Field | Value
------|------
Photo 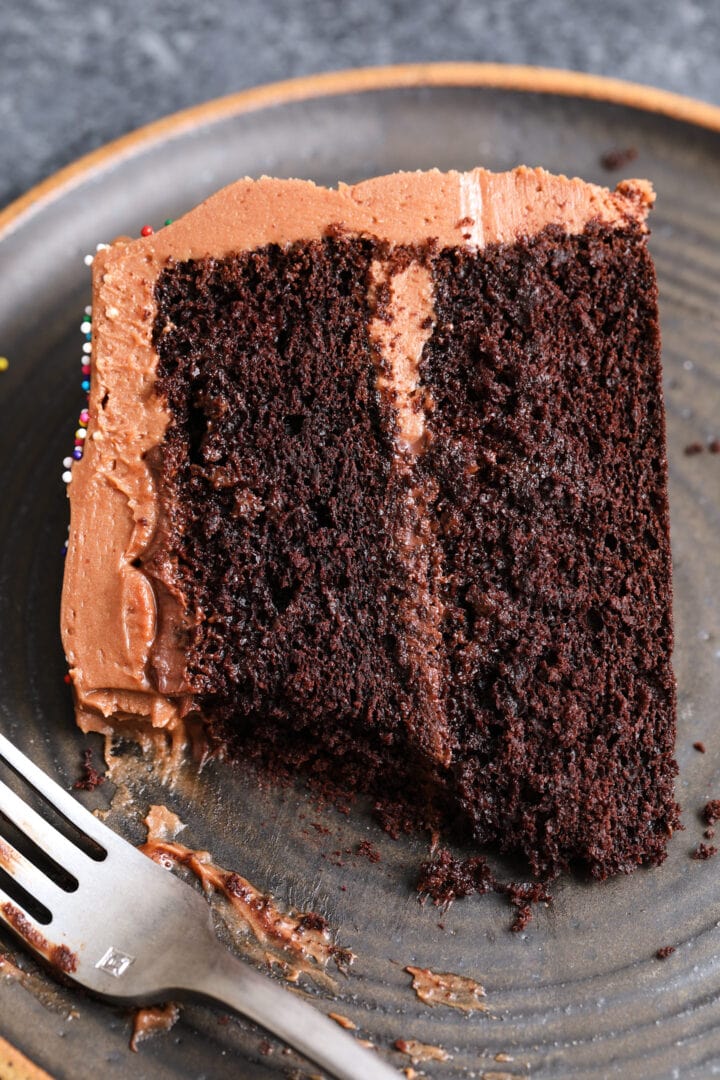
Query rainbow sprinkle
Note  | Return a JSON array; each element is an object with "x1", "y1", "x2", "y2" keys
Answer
[
  {"x1": 62, "y1": 221, "x2": 173, "y2": 543},
  {"x1": 61, "y1": 292, "x2": 93, "y2": 500}
]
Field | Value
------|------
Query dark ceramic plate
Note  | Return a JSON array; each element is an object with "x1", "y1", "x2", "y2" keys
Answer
[{"x1": 1, "y1": 65, "x2": 720, "y2": 1080}]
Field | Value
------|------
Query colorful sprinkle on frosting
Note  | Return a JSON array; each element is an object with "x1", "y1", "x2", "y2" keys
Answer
[
  {"x1": 62, "y1": 271, "x2": 94, "y2": 492},
  {"x1": 64, "y1": 224, "x2": 166, "y2": 528}
]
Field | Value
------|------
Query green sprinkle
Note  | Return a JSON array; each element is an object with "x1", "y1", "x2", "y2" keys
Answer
[{"x1": 164, "y1": 218, "x2": 174, "y2": 226}]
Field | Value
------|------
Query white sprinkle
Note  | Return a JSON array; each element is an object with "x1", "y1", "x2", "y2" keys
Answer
[
  {"x1": 96, "y1": 242, "x2": 109, "y2": 251},
  {"x1": 75, "y1": 429, "x2": 87, "y2": 440},
  {"x1": 62, "y1": 456, "x2": 72, "y2": 469},
  {"x1": 84, "y1": 305, "x2": 92, "y2": 315},
  {"x1": 83, "y1": 254, "x2": 94, "y2": 266},
  {"x1": 80, "y1": 321, "x2": 91, "y2": 333},
  {"x1": 62, "y1": 470, "x2": 72, "y2": 484},
  {"x1": 683, "y1": 360, "x2": 694, "y2": 371},
  {"x1": 82, "y1": 342, "x2": 92, "y2": 354}
]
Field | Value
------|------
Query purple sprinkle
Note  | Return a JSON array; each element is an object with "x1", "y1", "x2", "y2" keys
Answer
[
  {"x1": 61, "y1": 544, "x2": 68, "y2": 557},
  {"x1": 72, "y1": 447, "x2": 83, "y2": 460}
]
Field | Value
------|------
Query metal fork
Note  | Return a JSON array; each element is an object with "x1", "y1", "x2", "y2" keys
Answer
[{"x1": 0, "y1": 732, "x2": 400, "y2": 1079}]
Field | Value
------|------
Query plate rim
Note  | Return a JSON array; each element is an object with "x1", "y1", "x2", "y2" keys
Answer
[{"x1": 2, "y1": 61, "x2": 720, "y2": 240}]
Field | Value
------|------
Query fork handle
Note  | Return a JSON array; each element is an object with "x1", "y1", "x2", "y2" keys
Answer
[{"x1": 188, "y1": 946, "x2": 401, "y2": 1080}]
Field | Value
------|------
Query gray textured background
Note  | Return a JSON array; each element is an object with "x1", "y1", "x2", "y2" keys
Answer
[{"x1": 1, "y1": 0, "x2": 719, "y2": 210}]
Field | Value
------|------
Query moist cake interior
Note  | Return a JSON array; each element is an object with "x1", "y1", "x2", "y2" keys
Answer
[
  {"x1": 146, "y1": 226, "x2": 676, "y2": 881},
  {"x1": 62, "y1": 170, "x2": 678, "y2": 883}
]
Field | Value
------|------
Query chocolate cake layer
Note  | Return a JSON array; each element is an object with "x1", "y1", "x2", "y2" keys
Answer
[
  {"x1": 148, "y1": 237, "x2": 451, "y2": 771},
  {"x1": 422, "y1": 223, "x2": 677, "y2": 878},
  {"x1": 142, "y1": 223, "x2": 677, "y2": 879}
]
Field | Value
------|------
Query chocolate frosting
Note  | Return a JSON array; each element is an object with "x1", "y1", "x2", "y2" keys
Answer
[{"x1": 60, "y1": 167, "x2": 653, "y2": 742}]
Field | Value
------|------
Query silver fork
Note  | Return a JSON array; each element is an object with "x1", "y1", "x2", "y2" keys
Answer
[{"x1": 0, "y1": 732, "x2": 400, "y2": 1080}]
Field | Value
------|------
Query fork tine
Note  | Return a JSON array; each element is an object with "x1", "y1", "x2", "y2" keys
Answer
[
  {"x1": 0, "y1": 832, "x2": 71, "y2": 912},
  {"x1": 0, "y1": 733, "x2": 121, "y2": 853},
  {"x1": 0, "y1": 883, "x2": 77, "y2": 973},
  {"x1": 0, "y1": 776, "x2": 100, "y2": 878}
]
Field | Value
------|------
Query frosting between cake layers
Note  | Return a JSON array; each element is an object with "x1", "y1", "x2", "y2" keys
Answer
[
  {"x1": 368, "y1": 259, "x2": 452, "y2": 764},
  {"x1": 60, "y1": 167, "x2": 654, "y2": 744}
]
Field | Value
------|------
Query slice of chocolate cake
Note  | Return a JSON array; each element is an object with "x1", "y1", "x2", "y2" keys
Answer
[{"x1": 61, "y1": 167, "x2": 678, "y2": 880}]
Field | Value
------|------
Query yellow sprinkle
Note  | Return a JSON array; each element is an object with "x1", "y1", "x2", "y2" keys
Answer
[{"x1": 0, "y1": 357, "x2": 8, "y2": 372}]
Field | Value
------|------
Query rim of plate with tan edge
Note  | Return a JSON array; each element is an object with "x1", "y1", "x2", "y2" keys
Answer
[{"x1": 2, "y1": 62, "x2": 720, "y2": 239}]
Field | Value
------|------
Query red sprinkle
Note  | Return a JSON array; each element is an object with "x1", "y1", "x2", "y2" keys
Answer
[
  {"x1": 140, "y1": 225, "x2": 154, "y2": 237},
  {"x1": 82, "y1": 365, "x2": 91, "y2": 376},
  {"x1": 63, "y1": 673, "x2": 72, "y2": 684}
]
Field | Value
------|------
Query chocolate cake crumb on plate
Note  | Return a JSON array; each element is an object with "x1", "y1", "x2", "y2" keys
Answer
[
  {"x1": 691, "y1": 843, "x2": 718, "y2": 861},
  {"x1": 600, "y1": 146, "x2": 639, "y2": 170},
  {"x1": 72, "y1": 748, "x2": 105, "y2": 791}
]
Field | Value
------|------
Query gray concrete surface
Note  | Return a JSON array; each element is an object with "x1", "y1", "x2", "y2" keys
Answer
[{"x1": 1, "y1": 0, "x2": 718, "y2": 209}]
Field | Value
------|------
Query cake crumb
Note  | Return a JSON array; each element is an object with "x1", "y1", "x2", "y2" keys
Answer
[
  {"x1": 72, "y1": 748, "x2": 105, "y2": 791},
  {"x1": 709, "y1": 439, "x2": 720, "y2": 453},
  {"x1": 258, "y1": 1038, "x2": 273, "y2": 1055},
  {"x1": 356, "y1": 839, "x2": 381, "y2": 863},
  {"x1": 600, "y1": 146, "x2": 638, "y2": 170},
  {"x1": 417, "y1": 847, "x2": 551, "y2": 930},
  {"x1": 495, "y1": 1052, "x2": 514, "y2": 1062},
  {"x1": 684, "y1": 442, "x2": 704, "y2": 455},
  {"x1": 506, "y1": 880, "x2": 553, "y2": 932},
  {"x1": 705, "y1": 828, "x2": 715, "y2": 839},
  {"x1": 656, "y1": 946, "x2": 675, "y2": 959},
  {"x1": 704, "y1": 800, "x2": 720, "y2": 825},
  {"x1": 691, "y1": 843, "x2": 717, "y2": 860},
  {"x1": 417, "y1": 848, "x2": 493, "y2": 906},
  {"x1": 693, "y1": 741, "x2": 706, "y2": 753}
]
